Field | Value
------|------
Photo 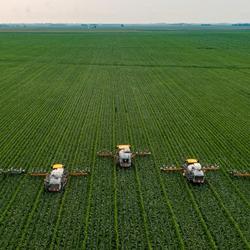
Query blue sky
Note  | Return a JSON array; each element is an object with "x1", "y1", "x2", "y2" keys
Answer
[{"x1": 1, "y1": 0, "x2": 249, "y2": 23}]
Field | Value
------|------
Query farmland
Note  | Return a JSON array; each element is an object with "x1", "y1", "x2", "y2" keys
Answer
[{"x1": 0, "y1": 30, "x2": 249, "y2": 249}]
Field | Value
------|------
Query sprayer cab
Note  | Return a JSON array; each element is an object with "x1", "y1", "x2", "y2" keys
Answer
[
  {"x1": 97, "y1": 144, "x2": 151, "y2": 168},
  {"x1": 161, "y1": 159, "x2": 219, "y2": 184},
  {"x1": 44, "y1": 164, "x2": 68, "y2": 192},
  {"x1": 117, "y1": 145, "x2": 132, "y2": 167},
  {"x1": 183, "y1": 159, "x2": 205, "y2": 184}
]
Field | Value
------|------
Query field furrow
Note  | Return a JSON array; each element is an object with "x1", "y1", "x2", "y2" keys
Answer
[{"x1": 0, "y1": 30, "x2": 249, "y2": 249}]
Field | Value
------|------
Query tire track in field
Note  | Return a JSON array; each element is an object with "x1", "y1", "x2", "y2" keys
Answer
[
  {"x1": 48, "y1": 181, "x2": 70, "y2": 250},
  {"x1": 82, "y1": 87, "x2": 104, "y2": 250},
  {"x1": 17, "y1": 67, "x2": 94, "y2": 249},
  {"x1": 72, "y1": 63, "x2": 250, "y2": 71},
  {"x1": 48, "y1": 70, "x2": 95, "y2": 249},
  {"x1": 0, "y1": 66, "x2": 74, "y2": 216},
  {"x1": 0, "y1": 112, "x2": 64, "y2": 247},
  {"x1": 111, "y1": 68, "x2": 148, "y2": 249},
  {"x1": 125, "y1": 83, "x2": 184, "y2": 247},
  {"x1": 120, "y1": 73, "x2": 154, "y2": 250},
  {"x1": 163, "y1": 70, "x2": 250, "y2": 207},
  {"x1": 139, "y1": 87, "x2": 229, "y2": 249},
  {"x1": 112, "y1": 87, "x2": 119, "y2": 250},
  {"x1": 158, "y1": 72, "x2": 249, "y2": 246},
  {"x1": 181, "y1": 115, "x2": 250, "y2": 245},
  {"x1": 183, "y1": 181, "x2": 217, "y2": 249},
  {"x1": 50, "y1": 93, "x2": 98, "y2": 248},
  {"x1": 0, "y1": 78, "x2": 69, "y2": 224},
  {"x1": 1, "y1": 67, "x2": 87, "y2": 248},
  {"x1": 140, "y1": 68, "x2": 249, "y2": 247},
  {"x1": 56, "y1": 72, "x2": 105, "y2": 248},
  {"x1": 151, "y1": 68, "x2": 250, "y2": 202},
  {"x1": 129, "y1": 66, "x2": 219, "y2": 248},
  {"x1": 123, "y1": 118, "x2": 152, "y2": 249},
  {"x1": 131, "y1": 83, "x2": 205, "y2": 249},
  {"x1": 183, "y1": 126, "x2": 250, "y2": 244},
  {"x1": 84, "y1": 69, "x2": 115, "y2": 249},
  {"x1": 208, "y1": 182, "x2": 250, "y2": 248},
  {"x1": 23, "y1": 67, "x2": 95, "y2": 249}
]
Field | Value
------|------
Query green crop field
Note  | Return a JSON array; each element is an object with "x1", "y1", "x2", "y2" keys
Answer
[{"x1": 0, "y1": 30, "x2": 249, "y2": 249}]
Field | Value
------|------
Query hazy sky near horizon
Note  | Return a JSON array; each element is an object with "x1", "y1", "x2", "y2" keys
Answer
[{"x1": 1, "y1": 0, "x2": 249, "y2": 23}]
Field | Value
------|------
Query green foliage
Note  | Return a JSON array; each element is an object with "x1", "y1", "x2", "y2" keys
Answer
[{"x1": 0, "y1": 30, "x2": 249, "y2": 249}]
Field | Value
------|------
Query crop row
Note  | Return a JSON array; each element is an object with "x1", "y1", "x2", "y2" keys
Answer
[
  {"x1": 0, "y1": 31, "x2": 249, "y2": 249},
  {"x1": 132, "y1": 66, "x2": 249, "y2": 248}
]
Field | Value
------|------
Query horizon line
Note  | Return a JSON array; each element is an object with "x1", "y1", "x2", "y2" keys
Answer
[{"x1": 1, "y1": 22, "x2": 250, "y2": 25}]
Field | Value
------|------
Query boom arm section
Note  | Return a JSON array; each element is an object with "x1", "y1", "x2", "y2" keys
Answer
[
  {"x1": 132, "y1": 150, "x2": 151, "y2": 158},
  {"x1": 202, "y1": 165, "x2": 219, "y2": 172},
  {"x1": 160, "y1": 166, "x2": 183, "y2": 173},
  {"x1": 69, "y1": 170, "x2": 89, "y2": 176},
  {"x1": 29, "y1": 172, "x2": 48, "y2": 176},
  {"x1": 0, "y1": 168, "x2": 26, "y2": 175},
  {"x1": 97, "y1": 150, "x2": 114, "y2": 158},
  {"x1": 230, "y1": 171, "x2": 250, "y2": 177}
]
